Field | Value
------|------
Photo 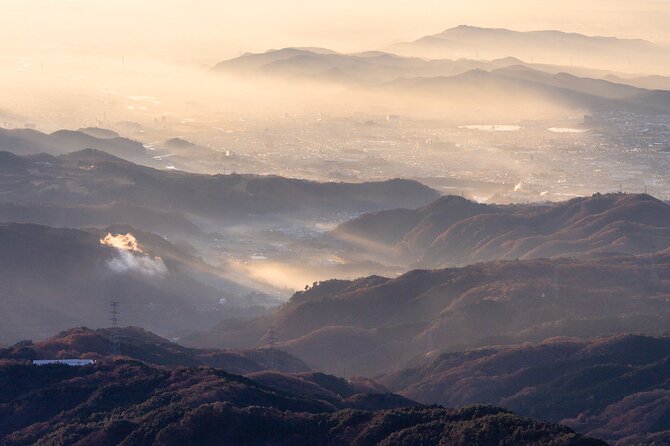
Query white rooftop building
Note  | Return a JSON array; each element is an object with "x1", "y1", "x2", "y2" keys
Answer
[{"x1": 32, "y1": 359, "x2": 96, "y2": 367}]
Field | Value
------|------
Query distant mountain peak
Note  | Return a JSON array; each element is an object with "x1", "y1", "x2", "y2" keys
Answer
[
  {"x1": 435, "y1": 25, "x2": 652, "y2": 44},
  {"x1": 389, "y1": 25, "x2": 666, "y2": 75}
]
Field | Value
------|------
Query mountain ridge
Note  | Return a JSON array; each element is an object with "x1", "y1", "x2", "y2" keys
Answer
[
  {"x1": 0, "y1": 326, "x2": 605, "y2": 445},
  {"x1": 214, "y1": 47, "x2": 670, "y2": 115},
  {"x1": 331, "y1": 193, "x2": 670, "y2": 267},
  {"x1": 388, "y1": 25, "x2": 670, "y2": 75},
  {"x1": 184, "y1": 252, "x2": 670, "y2": 376},
  {"x1": 0, "y1": 148, "x2": 440, "y2": 225},
  {"x1": 379, "y1": 334, "x2": 670, "y2": 445}
]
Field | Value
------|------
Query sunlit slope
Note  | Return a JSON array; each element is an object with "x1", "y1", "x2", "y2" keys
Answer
[
  {"x1": 185, "y1": 252, "x2": 670, "y2": 376},
  {"x1": 331, "y1": 193, "x2": 670, "y2": 267},
  {"x1": 0, "y1": 223, "x2": 248, "y2": 342}
]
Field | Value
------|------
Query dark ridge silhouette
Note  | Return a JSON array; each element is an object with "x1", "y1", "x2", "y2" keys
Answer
[
  {"x1": 0, "y1": 149, "x2": 439, "y2": 225},
  {"x1": 331, "y1": 193, "x2": 670, "y2": 267},
  {"x1": 0, "y1": 359, "x2": 604, "y2": 445},
  {"x1": 379, "y1": 334, "x2": 670, "y2": 445},
  {"x1": 0, "y1": 201, "x2": 204, "y2": 238},
  {"x1": 0, "y1": 327, "x2": 309, "y2": 374}
]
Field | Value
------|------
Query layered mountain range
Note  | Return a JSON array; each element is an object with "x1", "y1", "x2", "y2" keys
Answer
[
  {"x1": 331, "y1": 193, "x2": 670, "y2": 267},
  {"x1": 186, "y1": 252, "x2": 670, "y2": 377},
  {"x1": 380, "y1": 334, "x2": 670, "y2": 445},
  {"x1": 0, "y1": 149, "x2": 439, "y2": 236},
  {"x1": 214, "y1": 41, "x2": 670, "y2": 115},
  {"x1": 0, "y1": 223, "x2": 251, "y2": 342},
  {"x1": 388, "y1": 26, "x2": 670, "y2": 75},
  {"x1": 1, "y1": 327, "x2": 309, "y2": 374},
  {"x1": 0, "y1": 328, "x2": 604, "y2": 446},
  {"x1": 0, "y1": 128, "x2": 147, "y2": 160}
]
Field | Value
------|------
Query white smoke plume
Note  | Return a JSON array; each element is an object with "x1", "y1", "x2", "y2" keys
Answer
[
  {"x1": 100, "y1": 233, "x2": 142, "y2": 252},
  {"x1": 100, "y1": 233, "x2": 167, "y2": 277}
]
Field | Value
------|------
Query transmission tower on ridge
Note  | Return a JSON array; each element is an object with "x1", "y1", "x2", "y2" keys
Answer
[{"x1": 109, "y1": 301, "x2": 121, "y2": 356}]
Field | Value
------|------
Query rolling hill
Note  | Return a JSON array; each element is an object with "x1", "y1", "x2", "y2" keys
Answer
[
  {"x1": 0, "y1": 149, "x2": 439, "y2": 230},
  {"x1": 0, "y1": 326, "x2": 309, "y2": 375},
  {"x1": 0, "y1": 360, "x2": 604, "y2": 445},
  {"x1": 213, "y1": 46, "x2": 667, "y2": 90},
  {"x1": 380, "y1": 334, "x2": 670, "y2": 445},
  {"x1": 331, "y1": 193, "x2": 670, "y2": 267},
  {"x1": 0, "y1": 128, "x2": 147, "y2": 160},
  {"x1": 184, "y1": 252, "x2": 670, "y2": 377},
  {"x1": 386, "y1": 69, "x2": 670, "y2": 115},
  {"x1": 0, "y1": 201, "x2": 205, "y2": 239},
  {"x1": 213, "y1": 47, "x2": 507, "y2": 83},
  {"x1": 214, "y1": 47, "x2": 670, "y2": 115},
  {"x1": 0, "y1": 222, "x2": 263, "y2": 344},
  {"x1": 0, "y1": 327, "x2": 598, "y2": 444}
]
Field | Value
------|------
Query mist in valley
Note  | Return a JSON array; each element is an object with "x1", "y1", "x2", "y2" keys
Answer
[{"x1": 1, "y1": 0, "x2": 669, "y2": 330}]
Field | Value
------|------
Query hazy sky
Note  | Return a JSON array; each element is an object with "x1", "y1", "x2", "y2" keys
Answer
[{"x1": 2, "y1": 0, "x2": 669, "y2": 65}]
